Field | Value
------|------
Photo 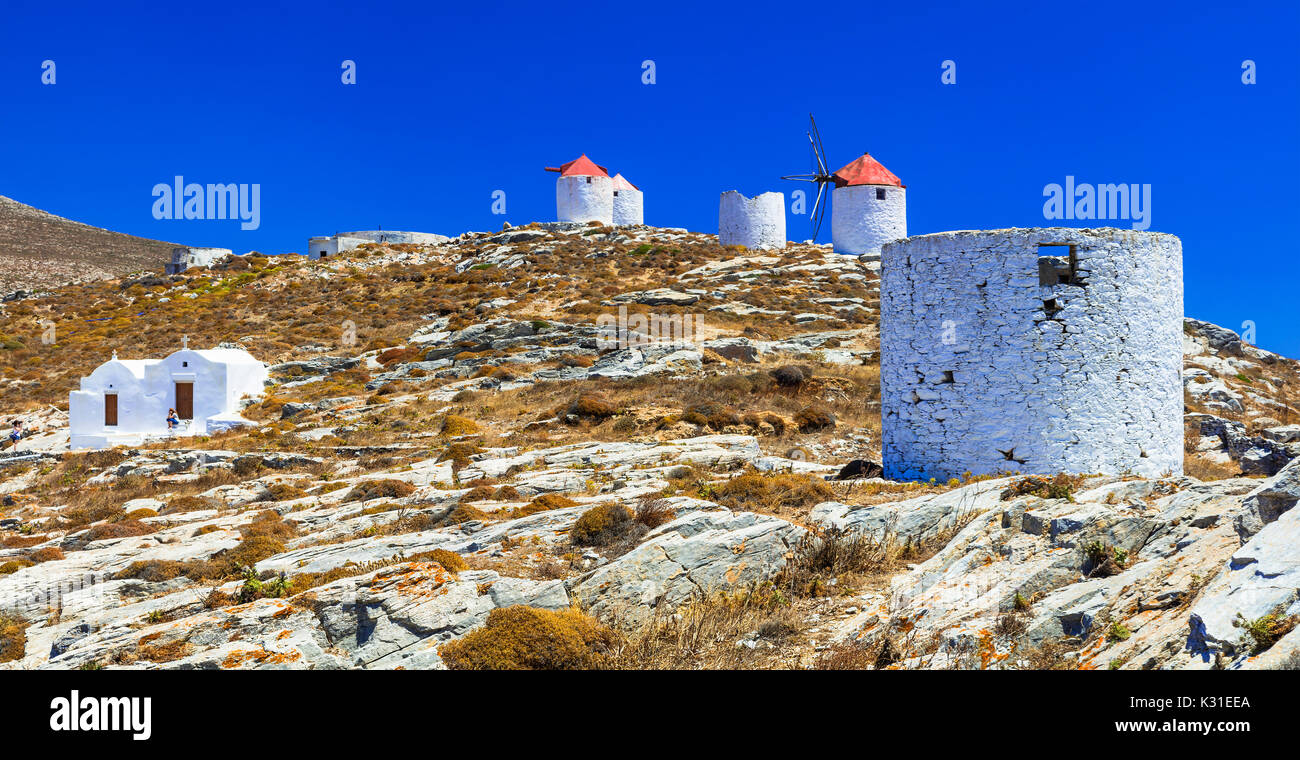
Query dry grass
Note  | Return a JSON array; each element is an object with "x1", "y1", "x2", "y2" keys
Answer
[
  {"x1": 0, "y1": 611, "x2": 27, "y2": 662},
  {"x1": 440, "y1": 605, "x2": 617, "y2": 670},
  {"x1": 112, "y1": 513, "x2": 294, "y2": 583},
  {"x1": 408, "y1": 548, "x2": 468, "y2": 574},
  {"x1": 570, "y1": 503, "x2": 634, "y2": 546},
  {"x1": 634, "y1": 497, "x2": 677, "y2": 529},
  {"x1": 709, "y1": 469, "x2": 835, "y2": 523},
  {"x1": 348, "y1": 479, "x2": 416, "y2": 501},
  {"x1": 608, "y1": 585, "x2": 807, "y2": 670},
  {"x1": 1184, "y1": 453, "x2": 1240, "y2": 481}
]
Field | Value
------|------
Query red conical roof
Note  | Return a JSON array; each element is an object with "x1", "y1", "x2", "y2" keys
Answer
[
  {"x1": 832, "y1": 153, "x2": 903, "y2": 188},
  {"x1": 545, "y1": 154, "x2": 609, "y2": 178},
  {"x1": 611, "y1": 173, "x2": 638, "y2": 191}
]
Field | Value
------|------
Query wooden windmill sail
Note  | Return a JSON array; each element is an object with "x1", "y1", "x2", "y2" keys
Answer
[{"x1": 780, "y1": 114, "x2": 834, "y2": 238}]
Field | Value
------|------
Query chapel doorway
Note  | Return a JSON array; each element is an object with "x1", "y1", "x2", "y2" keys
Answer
[{"x1": 175, "y1": 382, "x2": 194, "y2": 420}]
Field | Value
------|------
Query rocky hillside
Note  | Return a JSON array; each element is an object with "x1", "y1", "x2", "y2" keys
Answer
[
  {"x1": 0, "y1": 195, "x2": 175, "y2": 295},
  {"x1": 0, "y1": 222, "x2": 1297, "y2": 670}
]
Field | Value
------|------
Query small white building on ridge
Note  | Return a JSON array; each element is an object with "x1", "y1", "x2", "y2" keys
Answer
[
  {"x1": 307, "y1": 230, "x2": 450, "y2": 260},
  {"x1": 69, "y1": 341, "x2": 268, "y2": 450},
  {"x1": 166, "y1": 246, "x2": 233, "y2": 274}
]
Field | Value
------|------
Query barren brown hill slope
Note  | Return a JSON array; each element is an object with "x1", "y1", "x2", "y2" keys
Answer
[{"x1": 0, "y1": 195, "x2": 175, "y2": 294}]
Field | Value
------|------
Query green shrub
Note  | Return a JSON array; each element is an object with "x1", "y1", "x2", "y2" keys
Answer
[
  {"x1": 1084, "y1": 540, "x2": 1128, "y2": 577},
  {"x1": 1238, "y1": 610, "x2": 1299, "y2": 655}
]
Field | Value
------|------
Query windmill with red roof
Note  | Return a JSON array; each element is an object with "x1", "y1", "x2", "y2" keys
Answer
[
  {"x1": 781, "y1": 115, "x2": 907, "y2": 259},
  {"x1": 545, "y1": 154, "x2": 614, "y2": 225}
]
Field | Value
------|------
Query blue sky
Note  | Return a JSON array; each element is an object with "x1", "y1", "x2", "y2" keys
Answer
[{"x1": 2, "y1": 0, "x2": 1298, "y2": 354}]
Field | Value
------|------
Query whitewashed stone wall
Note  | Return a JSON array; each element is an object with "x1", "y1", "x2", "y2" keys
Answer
[
  {"x1": 557, "y1": 175, "x2": 614, "y2": 225},
  {"x1": 613, "y1": 187, "x2": 644, "y2": 226},
  {"x1": 307, "y1": 236, "x2": 368, "y2": 260},
  {"x1": 342, "y1": 230, "x2": 449, "y2": 246},
  {"x1": 718, "y1": 191, "x2": 785, "y2": 250},
  {"x1": 832, "y1": 185, "x2": 906, "y2": 259},
  {"x1": 307, "y1": 231, "x2": 449, "y2": 260},
  {"x1": 69, "y1": 348, "x2": 267, "y2": 450},
  {"x1": 880, "y1": 227, "x2": 1183, "y2": 480},
  {"x1": 166, "y1": 246, "x2": 233, "y2": 274}
]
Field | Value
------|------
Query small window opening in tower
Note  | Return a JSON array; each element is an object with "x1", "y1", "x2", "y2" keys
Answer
[
  {"x1": 586, "y1": 177, "x2": 592, "y2": 184},
  {"x1": 876, "y1": 188, "x2": 887, "y2": 200},
  {"x1": 1037, "y1": 244, "x2": 1085, "y2": 286},
  {"x1": 613, "y1": 190, "x2": 619, "y2": 196},
  {"x1": 940, "y1": 370, "x2": 955, "y2": 384},
  {"x1": 1042, "y1": 298, "x2": 1062, "y2": 319}
]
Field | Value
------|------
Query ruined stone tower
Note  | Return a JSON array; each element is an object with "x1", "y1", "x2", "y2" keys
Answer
[
  {"x1": 718, "y1": 191, "x2": 785, "y2": 250},
  {"x1": 611, "y1": 173, "x2": 643, "y2": 226},
  {"x1": 880, "y1": 227, "x2": 1183, "y2": 480}
]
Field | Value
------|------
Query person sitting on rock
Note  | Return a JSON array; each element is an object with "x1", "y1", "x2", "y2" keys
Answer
[
  {"x1": 7, "y1": 420, "x2": 23, "y2": 449},
  {"x1": 166, "y1": 409, "x2": 180, "y2": 431}
]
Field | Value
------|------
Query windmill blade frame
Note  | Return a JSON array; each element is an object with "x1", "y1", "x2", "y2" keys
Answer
[
  {"x1": 780, "y1": 113, "x2": 835, "y2": 240},
  {"x1": 809, "y1": 115, "x2": 829, "y2": 177},
  {"x1": 811, "y1": 181, "x2": 828, "y2": 238}
]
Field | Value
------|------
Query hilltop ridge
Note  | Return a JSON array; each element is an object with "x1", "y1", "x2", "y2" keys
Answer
[{"x1": 0, "y1": 195, "x2": 176, "y2": 295}]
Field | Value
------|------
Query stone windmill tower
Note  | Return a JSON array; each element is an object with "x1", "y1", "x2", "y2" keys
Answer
[
  {"x1": 718, "y1": 191, "x2": 786, "y2": 250},
  {"x1": 545, "y1": 154, "x2": 613, "y2": 225},
  {"x1": 830, "y1": 153, "x2": 906, "y2": 259},
  {"x1": 780, "y1": 115, "x2": 907, "y2": 259},
  {"x1": 879, "y1": 227, "x2": 1183, "y2": 480},
  {"x1": 611, "y1": 173, "x2": 643, "y2": 225}
]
